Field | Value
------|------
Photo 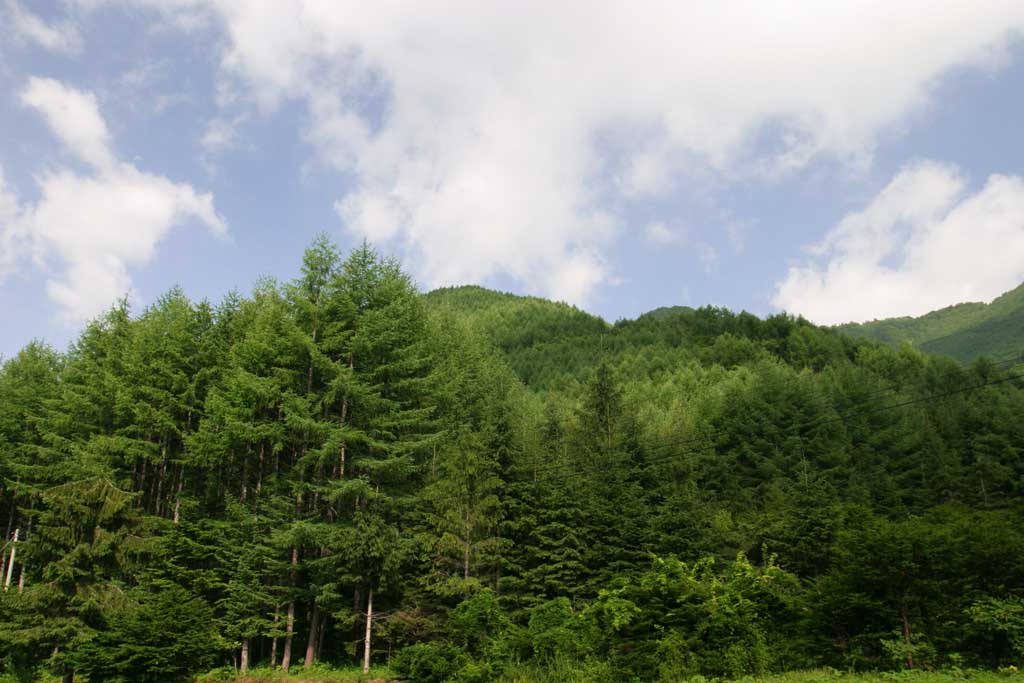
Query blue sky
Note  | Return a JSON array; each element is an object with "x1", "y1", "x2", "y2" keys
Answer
[{"x1": 3, "y1": 2, "x2": 1024, "y2": 359}]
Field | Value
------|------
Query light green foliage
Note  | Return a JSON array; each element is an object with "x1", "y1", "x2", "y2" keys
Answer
[
  {"x1": 581, "y1": 554, "x2": 803, "y2": 680},
  {"x1": 968, "y1": 597, "x2": 1024, "y2": 663},
  {"x1": 196, "y1": 662, "x2": 396, "y2": 681},
  {"x1": 526, "y1": 598, "x2": 580, "y2": 661},
  {"x1": 838, "y1": 282, "x2": 1024, "y2": 364}
]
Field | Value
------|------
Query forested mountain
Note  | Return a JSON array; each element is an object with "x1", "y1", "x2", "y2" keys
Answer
[
  {"x1": 837, "y1": 282, "x2": 1024, "y2": 364},
  {"x1": 423, "y1": 286, "x2": 610, "y2": 389},
  {"x1": 2, "y1": 239, "x2": 1023, "y2": 683}
]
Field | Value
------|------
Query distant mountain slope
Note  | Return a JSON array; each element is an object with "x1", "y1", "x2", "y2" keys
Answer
[
  {"x1": 423, "y1": 286, "x2": 613, "y2": 387},
  {"x1": 423, "y1": 285, "x2": 610, "y2": 352},
  {"x1": 836, "y1": 282, "x2": 1024, "y2": 363},
  {"x1": 424, "y1": 286, "x2": 851, "y2": 389},
  {"x1": 636, "y1": 305, "x2": 696, "y2": 321}
]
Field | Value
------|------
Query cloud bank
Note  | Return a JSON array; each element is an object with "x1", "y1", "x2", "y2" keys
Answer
[
  {"x1": 121, "y1": 0, "x2": 1024, "y2": 304},
  {"x1": 773, "y1": 161, "x2": 1024, "y2": 324},
  {"x1": 1, "y1": 78, "x2": 225, "y2": 323}
]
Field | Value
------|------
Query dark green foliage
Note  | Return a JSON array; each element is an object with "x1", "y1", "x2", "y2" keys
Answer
[
  {"x1": 70, "y1": 582, "x2": 219, "y2": 683},
  {"x1": 2, "y1": 241, "x2": 1023, "y2": 682},
  {"x1": 816, "y1": 508, "x2": 1024, "y2": 670}
]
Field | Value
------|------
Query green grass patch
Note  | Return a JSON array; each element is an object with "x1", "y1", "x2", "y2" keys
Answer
[
  {"x1": 491, "y1": 666, "x2": 1024, "y2": 683},
  {"x1": 739, "y1": 669, "x2": 1023, "y2": 683},
  {"x1": 195, "y1": 663, "x2": 398, "y2": 682}
]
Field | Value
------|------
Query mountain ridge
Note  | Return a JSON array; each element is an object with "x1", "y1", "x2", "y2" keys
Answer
[{"x1": 836, "y1": 282, "x2": 1024, "y2": 363}]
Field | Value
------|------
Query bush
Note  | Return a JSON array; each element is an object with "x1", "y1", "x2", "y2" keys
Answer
[
  {"x1": 70, "y1": 582, "x2": 220, "y2": 683},
  {"x1": 527, "y1": 598, "x2": 580, "y2": 662},
  {"x1": 391, "y1": 642, "x2": 468, "y2": 683}
]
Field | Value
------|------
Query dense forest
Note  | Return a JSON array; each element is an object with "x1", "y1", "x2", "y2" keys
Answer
[
  {"x1": 1, "y1": 237, "x2": 1023, "y2": 683},
  {"x1": 838, "y1": 283, "x2": 1024, "y2": 364}
]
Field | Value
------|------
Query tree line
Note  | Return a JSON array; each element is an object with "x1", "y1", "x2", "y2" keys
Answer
[{"x1": 1, "y1": 237, "x2": 1023, "y2": 682}]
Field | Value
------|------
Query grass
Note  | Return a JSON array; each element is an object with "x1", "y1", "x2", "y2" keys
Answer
[
  {"x1": 12, "y1": 664, "x2": 1019, "y2": 683},
  {"x1": 195, "y1": 663, "x2": 398, "y2": 682},
  {"x1": 739, "y1": 669, "x2": 1023, "y2": 683},
  {"x1": 493, "y1": 665, "x2": 1024, "y2": 683}
]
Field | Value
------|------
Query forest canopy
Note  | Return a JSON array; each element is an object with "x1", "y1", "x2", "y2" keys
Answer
[{"x1": 1, "y1": 237, "x2": 1023, "y2": 683}]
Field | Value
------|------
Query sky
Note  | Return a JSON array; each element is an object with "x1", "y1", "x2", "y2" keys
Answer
[{"x1": 2, "y1": 1, "x2": 1024, "y2": 359}]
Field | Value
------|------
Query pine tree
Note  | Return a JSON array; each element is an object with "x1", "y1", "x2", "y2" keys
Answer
[
  {"x1": 0, "y1": 478, "x2": 140, "y2": 682},
  {"x1": 423, "y1": 430, "x2": 504, "y2": 596}
]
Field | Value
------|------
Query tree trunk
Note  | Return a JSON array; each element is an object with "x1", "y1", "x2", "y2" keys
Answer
[
  {"x1": 0, "y1": 529, "x2": 8, "y2": 585},
  {"x1": 240, "y1": 447, "x2": 249, "y2": 503},
  {"x1": 155, "y1": 445, "x2": 167, "y2": 516},
  {"x1": 304, "y1": 602, "x2": 320, "y2": 668},
  {"x1": 281, "y1": 596, "x2": 296, "y2": 671},
  {"x1": 4, "y1": 528, "x2": 17, "y2": 591},
  {"x1": 362, "y1": 588, "x2": 374, "y2": 674},
  {"x1": 138, "y1": 458, "x2": 148, "y2": 509},
  {"x1": 4, "y1": 496, "x2": 15, "y2": 546},
  {"x1": 282, "y1": 497, "x2": 301, "y2": 671},
  {"x1": 270, "y1": 604, "x2": 280, "y2": 668},
  {"x1": 173, "y1": 470, "x2": 183, "y2": 525},
  {"x1": 901, "y1": 601, "x2": 914, "y2": 668},
  {"x1": 240, "y1": 638, "x2": 250, "y2": 674},
  {"x1": 149, "y1": 458, "x2": 161, "y2": 514},
  {"x1": 216, "y1": 458, "x2": 225, "y2": 501},
  {"x1": 17, "y1": 519, "x2": 30, "y2": 593},
  {"x1": 316, "y1": 611, "x2": 327, "y2": 660},
  {"x1": 256, "y1": 444, "x2": 265, "y2": 496},
  {"x1": 463, "y1": 508, "x2": 471, "y2": 582},
  {"x1": 339, "y1": 391, "x2": 348, "y2": 478}
]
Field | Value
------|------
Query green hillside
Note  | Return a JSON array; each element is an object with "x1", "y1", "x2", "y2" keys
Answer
[
  {"x1": 425, "y1": 286, "x2": 848, "y2": 390},
  {"x1": 836, "y1": 282, "x2": 1024, "y2": 363},
  {"x1": 423, "y1": 285, "x2": 611, "y2": 388},
  {"x1": 423, "y1": 285, "x2": 610, "y2": 356}
]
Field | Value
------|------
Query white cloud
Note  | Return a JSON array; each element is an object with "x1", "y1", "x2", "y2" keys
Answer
[
  {"x1": 0, "y1": 168, "x2": 25, "y2": 279},
  {"x1": 199, "y1": 113, "x2": 251, "y2": 172},
  {"x1": 201, "y1": 117, "x2": 238, "y2": 153},
  {"x1": 622, "y1": 147, "x2": 675, "y2": 198},
  {"x1": 21, "y1": 77, "x2": 115, "y2": 170},
  {"x1": 97, "y1": 1, "x2": 1024, "y2": 303},
  {"x1": 5, "y1": 78, "x2": 226, "y2": 323},
  {"x1": 6, "y1": 1, "x2": 83, "y2": 54},
  {"x1": 645, "y1": 221, "x2": 681, "y2": 245},
  {"x1": 200, "y1": 113, "x2": 250, "y2": 154},
  {"x1": 773, "y1": 161, "x2": 1024, "y2": 324}
]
